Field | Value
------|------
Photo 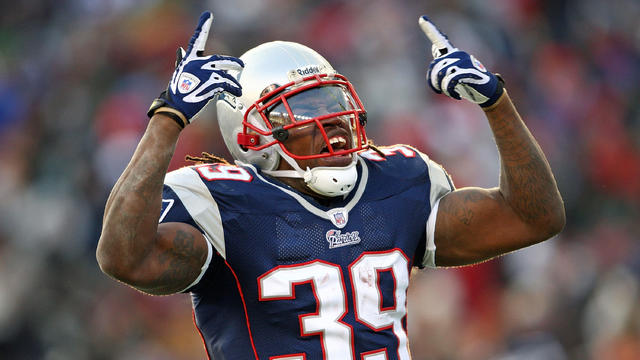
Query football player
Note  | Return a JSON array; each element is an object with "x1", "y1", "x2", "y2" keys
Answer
[{"x1": 97, "y1": 12, "x2": 565, "y2": 359}]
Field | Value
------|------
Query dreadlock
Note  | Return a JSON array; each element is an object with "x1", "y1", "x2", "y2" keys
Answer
[
  {"x1": 185, "y1": 152, "x2": 231, "y2": 165},
  {"x1": 367, "y1": 139, "x2": 387, "y2": 159}
]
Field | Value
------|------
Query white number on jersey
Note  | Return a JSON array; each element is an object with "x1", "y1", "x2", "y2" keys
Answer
[
  {"x1": 259, "y1": 261, "x2": 352, "y2": 359},
  {"x1": 350, "y1": 250, "x2": 410, "y2": 359},
  {"x1": 195, "y1": 164, "x2": 253, "y2": 182},
  {"x1": 360, "y1": 146, "x2": 416, "y2": 162},
  {"x1": 258, "y1": 249, "x2": 411, "y2": 359}
]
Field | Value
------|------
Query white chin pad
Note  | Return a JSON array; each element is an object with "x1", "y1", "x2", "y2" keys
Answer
[
  {"x1": 264, "y1": 148, "x2": 358, "y2": 197},
  {"x1": 303, "y1": 162, "x2": 358, "y2": 197}
]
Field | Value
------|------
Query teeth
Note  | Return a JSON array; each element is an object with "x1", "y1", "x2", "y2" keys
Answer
[{"x1": 329, "y1": 137, "x2": 346, "y2": 146}]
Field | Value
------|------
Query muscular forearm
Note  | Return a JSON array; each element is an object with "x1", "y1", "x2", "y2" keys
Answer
[
  {"x1": 484, "y1": 91, "x2": 565, "y2": 235},
  {"x1": 97, "y1": 115, "x2": 182, "y2": 278}
]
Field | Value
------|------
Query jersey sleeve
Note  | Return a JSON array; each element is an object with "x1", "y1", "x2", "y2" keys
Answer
[
  {"x1": 160, "y1": 166, "x2": 227, "y2": 291},
  {"x1": 416, "y1": 151, "x2": 455, "y2": 268}
]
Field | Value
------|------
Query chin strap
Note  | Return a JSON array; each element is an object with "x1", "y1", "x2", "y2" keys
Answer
[{"x1": 262, "y1": 148, "x2": 307, "y2": 179}]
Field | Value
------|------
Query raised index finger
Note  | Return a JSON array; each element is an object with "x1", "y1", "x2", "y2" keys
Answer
[
  {"x1": 418, "y1": 15, "x2": 455, "y2": 57},
  {"x1": 187, "y1": 11, "x2": 213, "y2": 56}
]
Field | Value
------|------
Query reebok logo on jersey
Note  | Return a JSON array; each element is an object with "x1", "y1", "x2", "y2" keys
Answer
[{"x1": 326, "y1": 230, "x2": 361, "y2": 249}]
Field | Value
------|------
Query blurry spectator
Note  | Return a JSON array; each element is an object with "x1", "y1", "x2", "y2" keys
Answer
[{"x1": 0, "y1": 0, "x2": 638, "y2": 358}]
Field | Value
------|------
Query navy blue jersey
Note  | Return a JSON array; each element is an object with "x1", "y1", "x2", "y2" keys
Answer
[{"x1": 160, "y1": 145, "x2": 454, "y2": 360}]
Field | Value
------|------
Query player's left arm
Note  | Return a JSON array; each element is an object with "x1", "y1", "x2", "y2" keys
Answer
[
  {"x1": 419, "y1": 16, "x2": 565, "y2": 266},
  {"x1": 434, "y1": 93, "x2": 565, "y2": 266}
]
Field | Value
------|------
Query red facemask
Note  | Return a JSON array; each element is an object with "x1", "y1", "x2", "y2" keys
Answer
[{"x1": 237, "y1": 73, "x2": 368, "y2": 160}]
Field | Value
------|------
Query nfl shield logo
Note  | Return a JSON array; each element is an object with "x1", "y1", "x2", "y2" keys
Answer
[
  {"x1": 180, "y1": 79, "x2": 192, "y2": 91},
  {"x1": 327, "y1": 207, "x2": 349, "y2": 228},
  {"x1": 177, "y1": 73, "x2": 200, "y2": 94},
  {"x1": 471, "y1": 55, "x2": 486, "y2": 72}
]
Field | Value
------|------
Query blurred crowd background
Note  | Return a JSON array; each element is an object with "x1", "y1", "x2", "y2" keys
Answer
[{"x1": 1, "y1": 0, "x2": 639, "y2": 359}]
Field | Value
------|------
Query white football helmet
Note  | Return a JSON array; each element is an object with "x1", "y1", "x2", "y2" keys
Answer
[{"x1": 216, "y1": 41, "x2": 368, "y2": 197}]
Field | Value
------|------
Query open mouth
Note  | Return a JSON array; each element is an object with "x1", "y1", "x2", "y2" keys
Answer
[{"x1": 320, "y1": 135, "x2": 348, "y2": 154}]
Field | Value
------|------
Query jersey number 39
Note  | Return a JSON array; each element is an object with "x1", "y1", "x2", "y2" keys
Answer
[{"x1": 258, "y1": 249, "x2": 411, "y2": 360}]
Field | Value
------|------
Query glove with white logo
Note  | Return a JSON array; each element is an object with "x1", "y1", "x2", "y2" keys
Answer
[
  {"x1": 148, "y1": 11, "x2": 244, "y2": 128},
  {"x1": 418, "y1": 15, "x2": 504, "y2": 108}
]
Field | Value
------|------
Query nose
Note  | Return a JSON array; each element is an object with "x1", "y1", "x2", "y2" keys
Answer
[
  {"x1": 321, "y1": 116, "x2": 344, "y2": 127},
  {"x1": 319, "y1": 116, "x2": 351, "y2": 135},
  {"x1": 321, "y1": 114, "x2": 354, "y2": 130}
]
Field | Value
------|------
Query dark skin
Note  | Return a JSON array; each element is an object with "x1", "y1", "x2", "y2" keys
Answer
[
  {"x1": 434, "y1": 92, "x2": 565, "y2": 265},
  {"x1": 96, "y1": 90, "x2": 565, "y2": 295},
  {"x1": 275, "y1": 116, "x2": 356, "y2": 199}
]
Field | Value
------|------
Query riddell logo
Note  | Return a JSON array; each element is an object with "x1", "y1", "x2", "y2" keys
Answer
[
  {"x1": 296, "y1": 65, "x2": 322, "y2": 76},
  {"x1": 326, "y1": 230, "x2": 361, "y2": 249}
]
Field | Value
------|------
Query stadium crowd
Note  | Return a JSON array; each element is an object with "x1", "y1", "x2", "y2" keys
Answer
[{"x1": 0, "y1": 0, "x2": 638, "y2": 359}]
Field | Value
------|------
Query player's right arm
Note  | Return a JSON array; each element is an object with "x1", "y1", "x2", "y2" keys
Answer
[
  {"x1": 96, "y1": 12, "x2": 243, "y2": 295},
  {"x1": 97, "y1": 115, "x2": 209, "y2": 295}
]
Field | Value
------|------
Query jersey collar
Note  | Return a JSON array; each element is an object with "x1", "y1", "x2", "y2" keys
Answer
[{"x1": 238, "y1": 156, "x2": 369, "y2": 228}]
